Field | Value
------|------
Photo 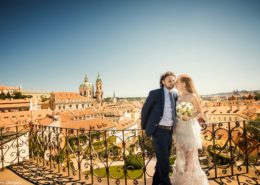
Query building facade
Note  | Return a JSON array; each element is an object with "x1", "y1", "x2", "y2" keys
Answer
[
  {"x1": 49, "y1": 92, "x2": 93, "y2": 112},
  {"x1": 0, "y1": 85, "x2": 22, "y2": 95}
]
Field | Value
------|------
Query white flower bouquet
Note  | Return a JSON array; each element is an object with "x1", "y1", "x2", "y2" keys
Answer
[{"x1": 176, "y1": 102, "x2": 194, "y2": 121}]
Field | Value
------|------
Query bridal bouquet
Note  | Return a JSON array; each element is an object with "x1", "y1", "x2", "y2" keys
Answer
[{"x1": 176, "y1": 102, "x2": 194, "y2": 121}]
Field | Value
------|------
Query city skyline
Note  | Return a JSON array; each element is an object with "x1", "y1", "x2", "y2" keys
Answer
[{"x1": 1, "y1": 0, "x2": 260, "y2": 97}]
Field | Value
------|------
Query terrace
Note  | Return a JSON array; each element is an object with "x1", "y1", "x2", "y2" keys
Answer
[{"x1": 0, "y1": 120, "x2": 259, "y2": 185}]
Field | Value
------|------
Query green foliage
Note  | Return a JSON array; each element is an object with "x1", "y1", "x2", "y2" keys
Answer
[
  {"x1": 247, "y1": 120, "x2": 260, "y2": 142},
  {"x1": 0, "y1": 93, "x2": 6, "y2": 99},
  {"x1": 13, "y1": 92, "x2": 23, "y2": 99},
  {"x1": 0, "y1": 91, "x2": 32, "y2": 99},
  {"x1": 207, "y1": 148, "x2": 234, "y2": 165},
  {"x1": 255, "y1": 92, "x2": 260, "y2": 101},
  {"x1": 29, "y1": 134, "x2": 45, "y2": 158},
  {"x1": 40, "y1": 95, "x2": 49, "y2": 102},
  {"x1": 104, "y1": 97, "x2": 112, "y2": 102},
  {"x1": 117, "y1": 97, "x2": 144, "y2": 101},
  {"x1": 98, "y1": 145, "x2": 121, "y2": 157},
  {"x1": 53, "y1": 149, "x2": 67, "y2": 163},
  {"x1": 6, "y1": 92, "x2": 12, "y2": 99},
  {"x1": 125, "y1": 155, "x2": 144, "y2": 169},
  {"x1": 90, "y1": 165, "x2": 144, "y2": 179}
]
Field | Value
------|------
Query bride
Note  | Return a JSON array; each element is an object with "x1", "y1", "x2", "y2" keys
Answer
[{"x1": 170, "y1": 74, "x2": 209, "y2": 185}]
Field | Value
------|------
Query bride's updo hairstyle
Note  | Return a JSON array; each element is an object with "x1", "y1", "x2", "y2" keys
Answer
[{"x1": 178, "y1": 74, "x2": 199, "y2": 97}]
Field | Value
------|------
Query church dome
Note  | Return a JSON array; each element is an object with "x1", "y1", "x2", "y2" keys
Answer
[{"x1": 80, "y1": 74, "x2": 92, "y2": 88}]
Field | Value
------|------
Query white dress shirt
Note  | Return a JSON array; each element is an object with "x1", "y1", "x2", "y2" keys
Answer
[{"x1": 158, "y1": 87, "x2": 175, "y2": 126}]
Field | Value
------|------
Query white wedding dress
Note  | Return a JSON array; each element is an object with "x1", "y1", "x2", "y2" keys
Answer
[{"x1": 170, "y1": 101, "x2": 209, "y2": 185}]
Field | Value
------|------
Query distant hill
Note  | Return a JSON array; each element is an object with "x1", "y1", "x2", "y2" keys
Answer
[{"x1": 202, "y1": 90, "x2": 260, "y2": 97}]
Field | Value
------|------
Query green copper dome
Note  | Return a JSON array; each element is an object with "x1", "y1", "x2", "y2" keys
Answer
[{"x1": 80, "y1": 74, "x2": 92, "y2": 87}]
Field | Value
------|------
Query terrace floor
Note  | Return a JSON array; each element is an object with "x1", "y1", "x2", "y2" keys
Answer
[{"x1": 1, "y1": 160, "x2": 258, "y2": 185}]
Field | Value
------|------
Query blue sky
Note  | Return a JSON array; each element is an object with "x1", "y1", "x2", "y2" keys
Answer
[{"x1": 1, "y1": 0, "x2": 259, "y2": 97}]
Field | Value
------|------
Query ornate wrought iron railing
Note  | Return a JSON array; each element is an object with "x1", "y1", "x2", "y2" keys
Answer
[{"x1": 0, "y1": 120, "x2": 259, "y2": 184}]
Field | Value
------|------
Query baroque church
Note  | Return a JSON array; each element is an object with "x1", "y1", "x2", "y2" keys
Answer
[
  {"x1": 79, "y1": 74, "x2": 104, "y2": 103},
  {"x1": 49, "y1": 74, "x2": 104, "y2": 112}
]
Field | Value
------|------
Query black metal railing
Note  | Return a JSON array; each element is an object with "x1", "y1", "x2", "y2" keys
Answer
[{"x1": 0, "y1": 121, "x2": 259, "y2": 184}]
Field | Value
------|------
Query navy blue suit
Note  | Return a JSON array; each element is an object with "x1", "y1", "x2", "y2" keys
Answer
[{"x1": 141, "y1": 87, "x2": 178, "y2": 185}]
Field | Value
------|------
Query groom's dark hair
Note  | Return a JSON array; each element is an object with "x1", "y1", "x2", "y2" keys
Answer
[{"x1": 160, "y1": 71, "x2": 176, "y2": 88}]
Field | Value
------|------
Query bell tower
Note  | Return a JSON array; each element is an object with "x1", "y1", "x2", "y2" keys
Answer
[{"x1": 95, "y1": 74, "x2": 103, "y2": 103}]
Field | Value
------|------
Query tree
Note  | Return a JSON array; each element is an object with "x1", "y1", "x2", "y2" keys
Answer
[
  {"x1": 104, "y1": 97, "x2": 112, "y2": 102},
  {"x1": 40, "y1": 95, "x2": 49, "y2": 102},
  {"x1": 247, "y1": 119, "x2": 260, "y2": 142},
  {"x1": 254, "y1": 92, "x2": 260, "y2": 101},
  {"x1": 26, "y1": 95, "x2": 33, "y2": 98},
  {"x1": 0, "y1": 93, "x2": 5, "y2": 99},
  {"x1": 13, "y1": 92, "x2": 23, "y2": 99},
  {"x1": 6, "y1": 92, "x2": 12, "y2": 99}
]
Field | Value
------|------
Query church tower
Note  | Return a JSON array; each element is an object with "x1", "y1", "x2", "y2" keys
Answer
[
  {"x1": 79, "y1": 74, "x2": 93, "y2": 98},
  {"x1": 95, "y1": 74, "x2": 103, "y2": 103},
  {"x1": 113, "y1": 91, "x2": 117, "y2": 104}
]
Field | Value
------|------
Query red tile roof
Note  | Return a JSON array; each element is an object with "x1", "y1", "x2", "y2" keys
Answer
[
  {"x1": 52, "y1": 92, "x2": 90, "y2": 101},
  {"x1": 61, "y1": 118, "x2": 116, "y2": 130}
]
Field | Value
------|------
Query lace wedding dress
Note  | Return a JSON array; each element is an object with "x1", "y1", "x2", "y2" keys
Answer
[{"x1": 170, "y1": 101, "x2": 209, "y2": 185}]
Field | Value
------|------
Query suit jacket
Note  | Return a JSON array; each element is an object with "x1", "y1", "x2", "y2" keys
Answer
[{"x1": 141, "y1": 87, "x2": 178, "y2": 137}]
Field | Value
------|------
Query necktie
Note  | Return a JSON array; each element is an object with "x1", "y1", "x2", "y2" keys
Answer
[{"x1": 169, "y1": 92, "x2": 176, "y2": 123}]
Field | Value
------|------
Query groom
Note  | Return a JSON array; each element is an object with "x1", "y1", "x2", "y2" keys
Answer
[{"x1": 141, "y1": 71, "x2": 178, "y2": 185}]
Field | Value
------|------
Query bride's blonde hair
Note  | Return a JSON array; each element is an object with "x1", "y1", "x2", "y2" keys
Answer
[{"x1": 179, "y1": 74, "x2": 200, "y2": 98}]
